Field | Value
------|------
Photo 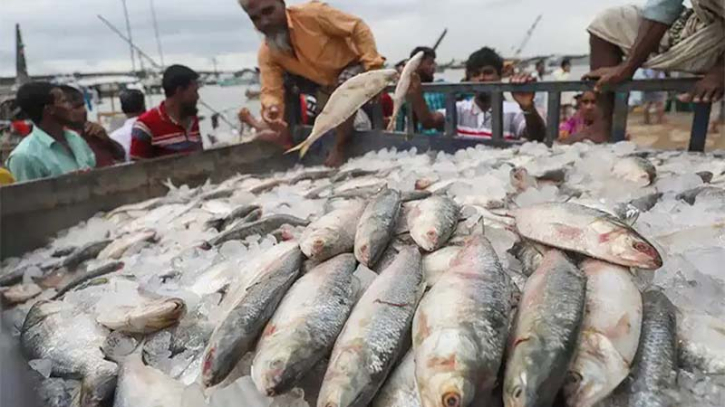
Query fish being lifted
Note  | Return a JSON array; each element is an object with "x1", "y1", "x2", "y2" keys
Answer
[
  {"x1": 387, "y1": 51, "x2": 425, "y2": 132},
  {"x1": 288, "y1": 69, "x2": 399, "y2": 157},
  {"x1": 511, "y1": 202, "x2": 662, "y2": 269}
]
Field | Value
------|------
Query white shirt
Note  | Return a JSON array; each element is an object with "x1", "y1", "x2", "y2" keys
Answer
[
  {"x1": 438, "y1": 99, "x2": 527, "y2": 140},
  {"x1": 109, "y1": 117, "x2": 138, "y2": 162},
  {"x1": 552, "y1": 68, "x2": 576, "y2": 106}
]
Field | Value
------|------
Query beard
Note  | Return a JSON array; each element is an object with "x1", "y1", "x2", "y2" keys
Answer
[
  {"x1": 180, "y1": 102, "x2": 198, "y2": 118},
  {"x1": 265, "y1": 29, "x2": 293, "y2": 54}
]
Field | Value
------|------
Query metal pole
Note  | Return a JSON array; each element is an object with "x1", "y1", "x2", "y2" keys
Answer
[
  {"x1": 432, "y1": 28, "x2": 448, "y2": 52},
  {"x1": 150, "y1": 0, "x2": 165, "y2": 68},
  {"x1": 121, "y1": 0, "x2": 136, "y2": 74}
]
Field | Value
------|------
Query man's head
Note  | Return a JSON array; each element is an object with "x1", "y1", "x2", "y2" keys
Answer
[
  {"x1": 535, "y1": 59, "x2": 545, "y2": 75},
  {"x1": 163, "y1": 64, "x2": 200, "y2": 118},
  {"x1": 16, "y1": 82, "x2": 73, "y2": 127},
  {"x1": 120, "y1": 89, "x2": 146, "y2": 118},
  {"x1": 239, "y1": 0, "x2": 291, "y2": 53},
  {"x1": 561, "y1": 58, "x2": 571, "y2": 73},
  {"x1": 59, "y1": 85, "x2": 87, "y2": 130},
  {"x1": 411, "y1": 46, "x2": 437, "y2": 83},
  {"x1": 466, "y1": 47, "x2": 504, "y2": 83}
]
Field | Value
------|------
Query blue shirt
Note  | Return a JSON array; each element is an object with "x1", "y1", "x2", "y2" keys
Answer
[
  {"x1": 643, "y1": 0, "x2": 685, "y2": 25},
  {"x1": 6, "y1": 125, "x2": 96, "y2": 183}
]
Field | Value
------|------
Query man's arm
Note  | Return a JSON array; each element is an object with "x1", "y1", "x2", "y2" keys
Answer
[
  {"x1": 316, "y1": 3, "x2": 385, "y2": 71},
  {"x1": 258, "y1": 45, "x2": 287, "y2": 123},
  {"x1": 84, "y1": 122, "x2": 125, "y2": 161},
  {"x1": 510, "y1": 74, "x2": 546, "y2": 142},
  {"x1": 129, "y1": 122, "x2": 154, "y2": 161},
  {"x1": 406, "y1": 73, "x2": 446, "y2": 130}
]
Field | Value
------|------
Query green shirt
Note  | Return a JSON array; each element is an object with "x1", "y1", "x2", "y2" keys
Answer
[{"x1": 6, "y1": 125, "x2": 96, "y2": 183}]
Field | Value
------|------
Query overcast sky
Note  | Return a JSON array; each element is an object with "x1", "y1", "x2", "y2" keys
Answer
[{"x1": 0, "y1": 0, "x2": 663, "y2": 76}]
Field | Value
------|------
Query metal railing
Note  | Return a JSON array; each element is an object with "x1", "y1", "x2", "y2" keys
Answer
[{"x1": 288, "y1": 77, "x2": 715, "y2": 152}]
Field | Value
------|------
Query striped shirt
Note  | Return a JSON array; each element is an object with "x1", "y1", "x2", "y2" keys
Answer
[
  {"x1": 130, "y1": 102, "x2": 202, "y2": 160},
  {"x1": 438, "y1": 99, "x2": 527, "y2": 140}
]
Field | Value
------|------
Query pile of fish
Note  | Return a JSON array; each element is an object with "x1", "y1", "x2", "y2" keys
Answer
[{"x1": 2, "y1": 141, "x2": 725, "y2": 407}]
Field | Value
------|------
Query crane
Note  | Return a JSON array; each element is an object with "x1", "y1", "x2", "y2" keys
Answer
[{"x1": 513, "y1": 15, "x2": 543, "y2": 58}]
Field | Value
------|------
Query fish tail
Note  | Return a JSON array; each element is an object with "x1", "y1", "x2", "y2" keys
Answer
[
  {"x1": 285, "y1": 141, "x2": 306, "y2": 155},
  {"x1": 387, "y1": 109, "x2": 399, "y2": 132}
]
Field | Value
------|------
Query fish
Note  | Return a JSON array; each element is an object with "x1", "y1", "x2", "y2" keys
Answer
[
  {"x1": 52, "y1": 246, "x2": 78, "y2": 258},
  {"x1": 508, "y1": 240, "x2": 546, "y2": 277},
  {"x1": 1, "y1": 283, "x2": 42, "y2": 305},
  {"x1": 38, "y1": 378, "x2": 80, "y2": 407},
  {"x1": 97, "y1": 297, "x2": 186, "y2": 334},
  {"x1": 372, "y1": 350, "x2": 420, "y2": 407},
  {"x1": 331, "y1": 185, "x2": 388, "y2": 200},
  {"x1": 611, "y1": 202, "x2": 640, "y2": 226},
  {"x1": 510, "y1": 167, "x2": 538, "y2": 193},
  {"x1": 289, "y1": 168, "x2": 338, "y2": 184},
  {"x1": 0, "y1": 265, "x2": 31, "y2": 287},
  {"x1": 52, "y1": 262, "x2": 125, "y2": 300},
  {"x1": 512, "y1": 202, "x2": 662, "y2": 269},
  {"x1": 98, "y1": 230, "x2": 156, "y2": 260},
  {"x1": 201, "y1": 242, "x2": 302, "y2": 388},
  {"x1": 317, "y1": 246, "x2": 423, "y2": 407},
  {"x1": 60, "y1": 240, "x2": 113, "y2": 269},
  {"x1": 563, "y1": 260, "x2": 642, "y2": 407},
  {"x1": 387, "y1": 51, "x2": 425, "y2": 132},
  {"x1": 503, "y1": 250, "x2": 587, "y2": 407},
  {"x1": 300, "y1": 201, "x2": 367, "y2": 262},
  {"x1": 617, "y1": 290, "x2": 678, "y2": 407},
  {"x1": 112, "y1": 348, "x2": 187, "y2": 407},
  {"x1": 332, "y1": 168, "x2": 381, "y2": 183},
  {"x1": 677, "y1": 311, "x2": 725, "y2": 374},
  {"x1": 20, "y1": 301, "x2": 118, "y2": 407},
  {"x1": 676, "y1": 186, "x2": 725, "y2": 205},
  {"x1": 612, "y1": 156, "x2": 657, "y2": 185},
  {"x1": 401, "y1": 190, "x2": 433, "y2": 203},
  {"x1": 204, "y1": 204, "x2": 262, "y2": 231},
  {"x1": 355, "y1": 189, "x2": 402, "y2": 267},
  {"x1": 421, "y1": 245, "x2": 463, "y2": 287},
  {"x1": 407, "y1": 195, "x2": 459, "y2": 252},
  {"x1": 252, "y1": 254, "x2": 359, "y2": 396},
  {"x1": 414, "y1": 235, "x2": 511, "y2": 407},
  {"x1": 206, "y1": 214, "x2": 309, "y2": 248},
  {"x1": 288, "y1": 69, "x2": 399, "y2": 157},
  {"x1": 248, "y1": 178, "x2": 288, "y2": 194}
]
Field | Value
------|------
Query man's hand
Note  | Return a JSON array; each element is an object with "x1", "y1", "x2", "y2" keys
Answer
[
  {"x1": 688, "y1": 70, "x2": 724, "y2": 103},
  {"x1": 84, "y1": 122, "x2": 110, "y2": 140},
  {"x1": 262, "y1": 105, "x2": 282, "y2": 123},
  {"x1": 583, "y1": 64, "x2": 636, "y2": 92},
  {"x1": 511, "y1": 73, "x2": 537, "y2": 111}
]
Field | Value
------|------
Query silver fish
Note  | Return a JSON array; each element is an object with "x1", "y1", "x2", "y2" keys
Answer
[
  {"x1": 612, "y1": 156, "x2": 657, "y2": 186},
  {"x1": 201, "y1": 242, "x2": 302, "y2": 388},
  {"x1": 98, "y1": 230, "x2": 156, "y2": 260},
  {"x1": 206, "y1": 214, "x2": 309, "y2": 248},
  {"x1": 503, "y1": 250, "x2": 586, "y2": 407},
  {"x1": 318, "y1": 247, "x2": 423, "y2": 407},
  {"x1": 401, "y1": 190, "x2": 433, "y2": 203},
  {"x1": 512, "y1": 203, "x2": 662, "y2": 269},
  {"x1": 300, "y1": 201, "x2": 367, "y2": 262},
  {"x1": 97, "y1": 297, "x2": 186, "y2": 334},
  {"x1": 355, "y1": 189, "x2": 402, "y2": 267},
  {"x1": 61, "y1": 240, "x2": 113, "y2": 269},
  {"x1": 332, "y1": 168, "x2": 381, "y2": 183},
  {"x1": 564, "y1": 260, "x2": 642, "y2": 407},
  {"x1": 252, "y1": 254, "x2": 359, "y2": 396},
  {"x1": 414, "y1": 235, "x2": 511, "y2": 407},
  {"x1": 407, "y1": 196, "x2": 459, "y2": 252},
  {"x1": 373, "y1": 350, "x2": 420, "y2": 407},
  {"x1": 21, "y1": 301, "x2": 118, "y2": 407},
  {"x1": 289, "y1": 168, "x2": 338, "y2": 184},
  {"x1": 52, "y1": 262, "x2": 125, "y2": 300},
  {"x1": 422, "y1": 245, "x2": 462, "y2": 288},
  {"x1": 205, "y1": 205, "x2": 262, "y2": 231},
  {"x1": 619, "y1": 290, "x2": 678, "y2": 407}
]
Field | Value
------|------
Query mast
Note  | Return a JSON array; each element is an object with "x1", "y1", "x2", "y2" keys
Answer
[
  {"x1": 150, "y1": 0, "x2": 165, "y2": 68},
  {"x1": 15, "y1": 24, "x2": 30, "y2": 86},
  {"x1": 121, "y1": 0, "x2": 137, "y2": 74}
]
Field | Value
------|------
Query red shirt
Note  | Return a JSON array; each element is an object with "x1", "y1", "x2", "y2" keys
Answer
[{"x1": 130, "y1": 102, "x2": 202, "y2": 160}]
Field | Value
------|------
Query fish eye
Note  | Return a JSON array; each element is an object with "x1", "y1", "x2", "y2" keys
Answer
[
  {"x1": 512, "y1": 386, "x2": 523, "y2": 399},
  {"x1": 442, "y1": 392, "x2": 461, "y2": 407},
  {"x1": 567, "y1": 371, "x2": 583, "y2": 385},
  {"x1": 632, "y1": 241, "x2": 650, "y2": 252}
]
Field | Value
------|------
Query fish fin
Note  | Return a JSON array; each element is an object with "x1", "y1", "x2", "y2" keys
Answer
[
  {"x1": 285, "y1": 141, "x2": 306, "y2": 155},
  {"x1": 387, "y1": 108, "x2": 399, "y2": 132}
]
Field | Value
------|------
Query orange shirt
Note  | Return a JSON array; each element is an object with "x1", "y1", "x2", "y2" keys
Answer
[{"x1": 258, "y1": 1, "x2": 385, "y2": 116}]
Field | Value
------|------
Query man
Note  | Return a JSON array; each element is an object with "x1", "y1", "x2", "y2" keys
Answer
[
  {"x1": 61, "y1": 85, "x2": 125, "y2": 167},
  {"x1": 407, "y1": 47, "x2": 546, "y2": 142},
  {"x1": 584, "y1": 0, "x2": 724, "y2": 142},
  {"x1": 6, "y1": 82, "x2": 95, "y2": 182},
  {"x1": 239, "y1": 0, "x2": 385, "y2": 167},
  {"x1": 110, "y1": 89, "x2": 146, "y2": 161},
  {"x1": 552, "y1": 58, "x2": 576, "y2": 119},
  {"x1": 130, "y1": 65, "x2": 203, "y2": 160},
  {"x1": 532, "y1": 59, "x2": 548, "y2": 111},
  {"x1": 396, "y1": 46, "x2": 446, "y2": 134}
]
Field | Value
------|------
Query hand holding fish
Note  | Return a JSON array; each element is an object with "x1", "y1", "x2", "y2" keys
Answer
[{"x1": 510, "y1": 73, "x2": 537, "y2": 111}]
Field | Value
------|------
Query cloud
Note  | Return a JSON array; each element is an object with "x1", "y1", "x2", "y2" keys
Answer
[{"x1": 0, "y1": 0, "x2": 634, "y2": 76}]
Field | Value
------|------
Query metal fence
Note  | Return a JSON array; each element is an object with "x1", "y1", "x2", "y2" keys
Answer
[{"x1": 288, "y1": 77, "x2": 715, "y2": 152}]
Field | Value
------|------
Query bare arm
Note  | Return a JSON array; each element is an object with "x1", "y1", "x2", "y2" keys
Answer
[{"x1": 406, "y1": 73, "x2": 446, "y2": 130}]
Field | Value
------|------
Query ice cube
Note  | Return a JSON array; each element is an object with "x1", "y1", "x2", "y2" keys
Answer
[
  {"x1": 219, "y1": 241, "x2": 246, "y2": 260},
  {"x1": 29, "y1": 359, "x2": 53, "y2": 379},
  {"x1": 514, "y1": 185, "x2": 559, "y2": 208}
]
